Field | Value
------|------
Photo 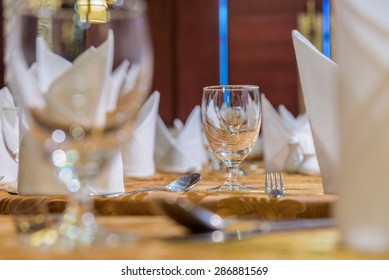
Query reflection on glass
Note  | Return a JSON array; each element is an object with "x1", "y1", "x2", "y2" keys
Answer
[{"x1": 77, "y1": 0, "x2": 109, "y2": 23}]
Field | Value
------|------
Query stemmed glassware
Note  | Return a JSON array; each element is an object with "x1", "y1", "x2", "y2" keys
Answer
[
  {"x1": 6, "y1": 0, "x2": 153, "y2": 248},
  {"x1": 202, "y1": 85, "x2": 261, "y2": 192}
]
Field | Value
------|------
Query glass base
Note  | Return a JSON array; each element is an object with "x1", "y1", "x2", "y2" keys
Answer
[
  {"x1": 56, "y1": 213, "x2": 136, "y2": 250},
  {"x1": 207, "y1": 183, "x2": 259, "y2": 192}
]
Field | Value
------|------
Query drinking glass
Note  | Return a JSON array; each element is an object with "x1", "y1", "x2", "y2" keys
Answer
[
  {"x1": 202, "y1": 85, "x2": 262, "y2": 191},
  {"x1": 6, "y1": 0, "x2": 153, "y2": 248}
]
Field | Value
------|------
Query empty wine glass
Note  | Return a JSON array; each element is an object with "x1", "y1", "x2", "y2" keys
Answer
[
  {"x1": 6, "y1": 0, "x2": 153, "y2": 248},
  {"x1": 202, "y1": 85, "x2": 262, "y2": 192}
]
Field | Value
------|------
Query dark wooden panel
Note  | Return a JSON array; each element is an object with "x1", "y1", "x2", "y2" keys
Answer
[
  {"x1": 147, "y1": 0, "x2": 175, "y2": 124},
  {"x1": 229, "y1": 0, "x2": 320, "y2": 116},
  {"x1": 175, "y1": 0, "x2": 219, "y2": 122},
  {"x1": 229, "y1": 0, "x2": 309, "y2": 14},
  {"x1": 0, "y1": 0, "x2": 323, "y2": 121}
]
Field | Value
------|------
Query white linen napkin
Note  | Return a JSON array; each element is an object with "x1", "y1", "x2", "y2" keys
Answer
[
  {"x1": 15, "y1": 29, "x2": 130, "y2": 128},
  {"x1": 261, "y1": 94, "x2": 319, "y2": 175},
  {"x1": 9, "y1": 31, "x2": 127, "y2": 195},
  {"x1": 0, "y1": 88, "x2": 125, "y2": 195},
  {"x1": 292, "y1": 29, "x2": 339, "y2": 193},
  {"x1": 18, "y1": 132, "x2": 125, "y2": 195},
  {"x1": 169, "y1": 118, "x2": 184, "y2": 139},
  {"x1": 154, "y1": 106, "x2": 208, "y2": 173},
  {"x1": 0, "y1": 87, "x2": 18, "y2": 185},
  {"x1": 121, "y1": 91, "x2": 160, "y2": 178},
  {"x1": 44, "y1": 30, "x2": 114, "y2": 128},
  {"x1": 278, "y1": 104, "x2": 308, "y2": 131},
  {"x1": 334, "y1": 0, "x2": 389, "y2": 253}
]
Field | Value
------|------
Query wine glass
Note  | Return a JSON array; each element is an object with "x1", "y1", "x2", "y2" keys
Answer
[
  {"x1": 202, "y1": 85, "x2": 261, "y2": 192},
  {"x1": 6, "y1": 0, "x2": 153, "y2": 248}
]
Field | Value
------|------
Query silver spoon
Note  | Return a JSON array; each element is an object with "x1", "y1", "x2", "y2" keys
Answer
[
  {"x1": 91, "y1": 172, "x2": 201, "y2": 198},
  {"x1": 158, "y1": 197, "x2": 335, "y2": 241}
]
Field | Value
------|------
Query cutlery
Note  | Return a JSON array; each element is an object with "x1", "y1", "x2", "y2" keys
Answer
[
  {"x1": 0, "y1": 176, "x2": 19, "y2": 195},
  {"x1": 91, "y1": 172, "x2": 201, "y2": 198},
  {"x1": 0, "y1": 188, "x2": 18, "y2": 195},
  {"x1": 265, "y1": 172, "x2": 285, "y2": 197},
  {"x1": 158, "y1": 197, "x2": 335, "y2": 242}
]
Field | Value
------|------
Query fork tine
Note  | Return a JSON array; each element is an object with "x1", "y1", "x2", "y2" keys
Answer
[
  {"x1": 266, "y1": 172, "x2": 285, "y2": 197},
  {"x1": 279, "y1": 172, "x2": 284, "y2": 193},
  {"x1": 274, "y1": 172, "x2": 278, "y2": 191}
]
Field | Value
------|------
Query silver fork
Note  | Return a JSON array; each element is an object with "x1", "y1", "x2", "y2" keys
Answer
[{"x1": 265, "y1": 172, "x2": 285, "y2": 197}]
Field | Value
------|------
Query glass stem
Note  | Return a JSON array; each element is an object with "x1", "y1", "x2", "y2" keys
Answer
[
  {"x1": 225, "y1": 164, "x2": 240, "y2": 186},
  {"x1": 59, "y1": 177, "x2": 98, "y2": 249}
]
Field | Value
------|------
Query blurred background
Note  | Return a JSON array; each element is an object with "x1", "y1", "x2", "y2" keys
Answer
[{"x1": 1, "y1": 0, "x2": 329, "y2": 126}]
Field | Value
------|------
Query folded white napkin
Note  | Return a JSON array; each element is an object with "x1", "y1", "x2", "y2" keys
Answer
[
  {"x1": 261, "y1": 94, "x2": 319, "y2": 175},
  {"x1": 0, "y1": 87, "x2": 18, "y2": 185},
  {"x1": 292, "y1": 29, "x2": 339, "y2": 193},
  {"x1": 334, "y1": 0, "x2": 389, "y2": 253},
  {"x1": 278, "y1": 104, "x2": 307, "y2": 130},
  {"x1": 169, "y1": 118, "x2": 184, "y2": 139},
  {"x1": 18, "y1": 132, "x2": 125, "y2": 195},
  {"x1": 9, "y1": 31, "x2": 127, "y2": 195},
  {"x1": 44, "y1": 30, "x2": 115, "y2": 127},
  {"x1": 154, "y1": 106, "x2": 208, "y2": 173},
  {"x1": 14, "y1": 29, "x2": 132, "y2": 128},
  {"x1": 121, "y1": 91, "x2": 160, "y2": 178},
  {"x1": 0, "y1": 91, "x2": 125, "y2": 195}
]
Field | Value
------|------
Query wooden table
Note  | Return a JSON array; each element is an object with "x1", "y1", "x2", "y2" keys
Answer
[
  {"x1": 0, "y1": 214, "x2": 388, "y2": 260},
  {"x1": 0, "y1": 163, "x2": 334, "y2": 219},
  {"x1": 0, "y1": 162, "x2": 388, "y2": 260}
]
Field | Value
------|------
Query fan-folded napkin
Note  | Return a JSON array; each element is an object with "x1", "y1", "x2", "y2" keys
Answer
[
  {"x1": 292, "y1": 29, "x2": 339, "y2": 194},
  {"x1": 334, "y1": 0, "x2": 389, "y2": 253},
  {"x1": 261, "y1": 94, "x2": 319, "y2": 175},
  {"x1": 18, "y1": 135, "x2": 125, "y2": 195},
  {"x1": 12, "y1": 30, "x2": 137, "y2": 127},
  {"x1": 9, "y1": 31, "x2": 128, "y2": 195},
  {"x1": 154, "y1": 106, "x2": 208, "y2": 173},
  {"x1": 121, "y1": 91, "x2": 160, "y2": 177}
]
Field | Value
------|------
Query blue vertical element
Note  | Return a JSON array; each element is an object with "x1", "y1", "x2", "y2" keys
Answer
[
  {"x1": 219, "y1": 0, "x2": 229, "y2": 104},
  {"x1": 322, "y1": 0, "x2": 331, "y2": 58}
]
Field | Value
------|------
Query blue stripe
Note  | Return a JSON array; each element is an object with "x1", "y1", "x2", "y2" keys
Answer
[
  {"x1": 322, "y1": 0, "x2": 331, "y2": 58},
  {"x1": 219, "y1": 0, "x2": 229, "y2": 86}
]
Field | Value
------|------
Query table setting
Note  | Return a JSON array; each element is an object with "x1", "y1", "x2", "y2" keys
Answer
[{"x1": 0, "y1": 0, "x2": 389, "y2": 261}]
